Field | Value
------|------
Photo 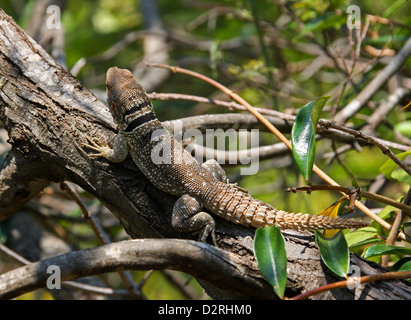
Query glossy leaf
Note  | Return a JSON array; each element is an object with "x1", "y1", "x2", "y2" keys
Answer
[
  {"x1": 291, "y1": 96, "x2": 331, "y2": 183},
  {"x1": 370, "y1": 205, "x2": 397, "y2": 236},
  {"x1": 345, "y1": 227, "x2": 380, "y2": 255},
  {"x1": 379, "y1": 149, "x2": 411, "y2": 185},
  {"x1": 315, "y1": 230, "x2": 349, "y2": 278},
  {"x1": 345, "y1": 227, "x2": 378, "y2": 247},
  {"x1": 364, "y1": 244, "x2": 411, "y2": 259},
  {"x1": 391, "y1": 257, "x2": 411, "y2": 272},
  {"x1": 254, "y1": 226, "x2": 287, "y2": 299}
]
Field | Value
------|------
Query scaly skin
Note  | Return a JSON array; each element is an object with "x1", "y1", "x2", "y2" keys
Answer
[{"x1": 83, "y1": 67, "x2": 368, "y2": 242}]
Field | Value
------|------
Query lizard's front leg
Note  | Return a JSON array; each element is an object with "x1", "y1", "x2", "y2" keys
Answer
[
  {"x1": 82, "y1": 134, "x2": 129, "y2": 163},
  {"x1": 172, "y1": 194, "x2": 216, "y2": 244}
]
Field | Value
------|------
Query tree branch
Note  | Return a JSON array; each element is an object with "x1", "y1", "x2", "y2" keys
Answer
[
  {"x1": 0, "y1": 10, "x2": 410, "y2": 299},
  {"x1": 0, "y1": 239, "x2": 273, "y2": 300}
]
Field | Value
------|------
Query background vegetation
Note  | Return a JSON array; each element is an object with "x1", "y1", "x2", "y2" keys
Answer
[{"x1": 0, "y1": 0, "x2": 410, "y2": 299}]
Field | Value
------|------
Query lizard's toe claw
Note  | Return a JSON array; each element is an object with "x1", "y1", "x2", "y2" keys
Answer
[
  {"x1": 87, "y1": 153, "x2": 104, "y2": 158},
  {"x1": 84, "y1": 137, "x2": 103, "y2": 148},
  {"x1": 82, "y1": 137, "x2": 109, "y2": 150},
  {"x1": 82, "y1": 136, "x2": 111, "y2": 158},
  {"x1": 198, "y1": 223, "x2": 217, "y2": 246}
]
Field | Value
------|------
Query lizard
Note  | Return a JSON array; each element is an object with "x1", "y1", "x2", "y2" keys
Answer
[{"x1": 83, "y1": 67, "x2": 368, "y2": 243}]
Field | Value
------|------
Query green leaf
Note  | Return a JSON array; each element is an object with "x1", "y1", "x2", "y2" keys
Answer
[
  {"x1": 344, "y1": 227, "x2": 381, "y2": 255},
  {"x1": 394, "y1": 120, "x2": 411, "y2": 136},
  {"x1": 383, "y1": 0, "x2": 409, "y2": 18},
  {"x1": 345, "y1": 227, "x2": 378, "y2": 247},
  {"x1": 375, "y1": 205, "x2": 398, "y2": 221},
  {"x1": 370, "y1": 205, "x2": 397, "y2": 236},
  {"x1": 391, "y1": 257, "x2": 411, "y2": 272},
  {"x1": 0, "y1": 228, "x2": 6, "y2": 244},
  {"x1": 391, "y1": 169, "x2": 411, "y2": 185},
  {"x1": 291, "y1": 96, "x2": 331, "y2": 183},
  {"x1": 0, "y1": 220, "x2": 11, "y2": 244},
  {"x1": 315, "y1": 230, "x2": 349, "y2": 278},
  {"x1": 364, "y1": 244, "x2": 411, "y2": 259},
  {"x1": 254, "y1": 226, "x2": 287, "y2": 299},
  {"x1": 379, "y1": 149, "x2": 411, "y2": 178},
  {"x1": 293, "y1": 14, "x2": 346, "y2": 42}
]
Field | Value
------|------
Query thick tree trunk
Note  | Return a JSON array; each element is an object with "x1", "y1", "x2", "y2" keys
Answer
[{"x1": 0, "y1": 10, "x2": 410, "y2": 299}]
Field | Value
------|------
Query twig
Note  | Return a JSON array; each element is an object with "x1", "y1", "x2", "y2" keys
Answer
[
  {"x1": 145, "y1": 62, "x2": 293, "y2": 147},
  {"x1": 146, "y1": 62, "x2": 407, "y2": 240},
  {"x1": 381, "y1": 188, "x2": 411, "y2": 267},
  {"x1": 366, "y1": 13, "x2": 411, "y2": 31},
  {"x1": 329, "y1": 139, "x2": 357, "y2": 181},
  {"x1": 148, "y1": 92, "x2": 410, "y2": 152},
  {"x1": 0, "y1": 243, "x2": 136, "y2": 298},
  {"x1": 149, "y1": 92, "x2": 295, "y2": 121},
  {"x1": 332, "y1": 16, "x2": 368, "y2": 115},
  {"x1": 334, "y1": 36, "x2": 411, "y2": 124},
  {"x1": 59, "y1": 181, "x2": 144, "y2": 299},
  {"x1": 0, "y1": 243, "x2": 31, "y2": 265},
  {"x1": 161, "y1": 270, "x2": 203, "y2": 300},
  {"x1": 0, "y1": 239, "x2": 273, "y2": 300},
  {"x1": 61, "y1": 281, "x2": 134, "y2": 298},
  {"x1": 363, "y1": 86, "x2": 409, "y2": 134},
  {"x1": 319, "y1": 120, "x2": 411, "y2": 178},
  {"x1": 247, "y1": 0, "x2": 275, "y2": 94},
  {"x1": 289, "y1": 271, "x2": 411, "y2": 300},
  {"x1": 59, "y1": 182, "x2": 110, "y2": 244},
  {"x1": 288, "y1": 185, "x2": 411, "y2": 218},
  {"x1": 354, "y1": 20, "x2": 394, "y2": 80},
  {"x1": 187, "y1": 141, "x2": 288, "y2": 163}
]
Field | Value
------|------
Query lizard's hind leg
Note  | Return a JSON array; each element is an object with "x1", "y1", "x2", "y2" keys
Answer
[
  {"x1": 201, "y1": 159, "x2": 248, "y2": 193},
  {"x1": 201, "y1": 159, "x2": 228, "y2": 183},
  {"x1": 172, "y1": 194, "x2": 216, "y2": 244}
]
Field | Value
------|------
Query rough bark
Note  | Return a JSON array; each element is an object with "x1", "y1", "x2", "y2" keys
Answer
[{"x1": 0, "y1": 10, "x2": 410, "y2": 300}]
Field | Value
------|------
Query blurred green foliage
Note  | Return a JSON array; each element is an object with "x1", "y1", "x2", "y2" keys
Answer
[{"x1": 1, "y1": 0, "x2": 411, "y2": 299}]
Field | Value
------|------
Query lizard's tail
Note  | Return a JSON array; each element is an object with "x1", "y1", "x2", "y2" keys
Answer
[{"x1": 265, "y1": 210, "x2": 368, "y2": 231}]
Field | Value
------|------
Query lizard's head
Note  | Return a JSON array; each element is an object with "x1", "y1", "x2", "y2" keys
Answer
[{"x1": 106, "y1": 67, "x2": 153, "y2": 131}]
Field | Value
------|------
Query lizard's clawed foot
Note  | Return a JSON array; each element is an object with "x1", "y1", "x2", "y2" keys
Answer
[
  {"x1": 82, "y1": 137, "x2": 110, "y2": 158},
  {"x1": 198, "y1": 224, "x2": 217, "y2": 246}
]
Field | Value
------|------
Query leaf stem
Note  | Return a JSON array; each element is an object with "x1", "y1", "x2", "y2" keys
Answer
[
  {"x1": 289, "y1": 185, "x2": 411, "y2": 217},
  {"x1": 289, "y1": 271, "x2": 411, "y2": 300}
]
